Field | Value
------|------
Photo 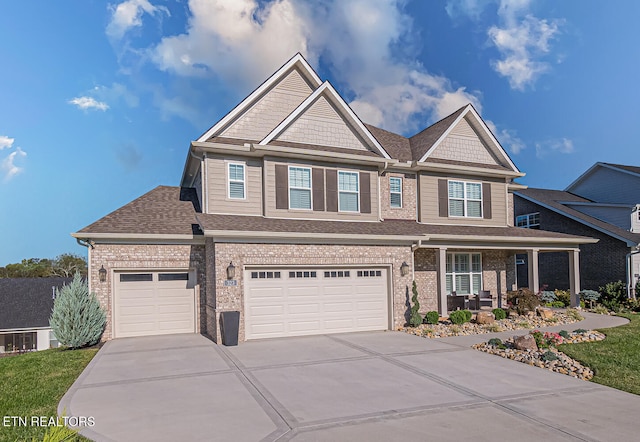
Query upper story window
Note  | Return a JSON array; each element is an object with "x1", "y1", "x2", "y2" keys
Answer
[
  {"x1": 516, "y1": 212, "x2": 540, "y2": 229},
  {"x1": 228, "y1": 163, "x2": 245, "y2": 199},
  {"x1": 289, "y1": 166, "x2": 312, "y2": 210},
  {"x1": 448, "y1": 180, "x2": 482, "y2": 218},
  {"x1": 390, "y1": 177, "x2": 402, "y2": 208},
  {"x1": 338, "y1": 171, "x2": 359, "y2": 212}
]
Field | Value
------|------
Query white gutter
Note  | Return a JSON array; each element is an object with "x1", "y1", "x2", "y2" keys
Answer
[
  {"x1": 71, "y1": 232, "x2": 204, "y2": 241},
  {"x1": 202, "y1": 230, "x2": 427, "y2": 243}
]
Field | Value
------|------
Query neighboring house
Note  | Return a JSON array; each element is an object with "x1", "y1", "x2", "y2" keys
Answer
[
  {"x1": 515, "y1": 162, "x2": 640, "y2": 295},
  {"x1": 73, "y1": 54, "x2": 594, "y2": 344},
  {"x1": 0, "y1": 277, "x2": 71, "y2": 353}
]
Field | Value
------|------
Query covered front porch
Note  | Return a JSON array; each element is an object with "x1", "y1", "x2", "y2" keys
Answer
[{"x1": 412, "y1": 235, "x2": 594, "y2": 317}]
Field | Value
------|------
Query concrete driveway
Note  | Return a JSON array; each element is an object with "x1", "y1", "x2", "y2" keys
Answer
[{"x1": 61, "y1": 324, "x2": 640, "y2": 441}]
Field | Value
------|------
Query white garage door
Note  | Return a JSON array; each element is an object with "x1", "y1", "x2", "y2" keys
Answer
[
  {"x1": 245, "y1": 268, "x2": 389, "y2": 340},
  {"x1": 114, "y1": 271, "x2": 195, "y2": 338}
]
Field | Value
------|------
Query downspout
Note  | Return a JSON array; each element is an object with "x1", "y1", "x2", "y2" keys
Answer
[
  {"x1": 626, "y1": 248, "x2": 640, "y2": 299},
  {"x1": 76, "y1": 238, "x2": 94, "y2": 249}
]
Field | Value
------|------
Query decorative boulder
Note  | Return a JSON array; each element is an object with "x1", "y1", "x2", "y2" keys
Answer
[
  {"x1": 538, "y1": 308, "x2": 554, "y2": 319},
  {"x1": 514, "y1": 334, "x2": 538, "y2": 351},
  {"x1": 476, "y1": 311, "x2": 495, "y2": 324}
]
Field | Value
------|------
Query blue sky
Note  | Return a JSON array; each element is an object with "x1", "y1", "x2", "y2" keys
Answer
[{"x1": 1, "y1": 0, "x2": 639, "y2": 265}]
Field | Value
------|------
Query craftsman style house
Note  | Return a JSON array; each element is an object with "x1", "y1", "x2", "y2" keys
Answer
[
  {"x1": 74, "y1": 54, "x2": 593, "y2": 343},
  {"x1": 515, "y1": 162, "x2": 640, "y2": 295}
]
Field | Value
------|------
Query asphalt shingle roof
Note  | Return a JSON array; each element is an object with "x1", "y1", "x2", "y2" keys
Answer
[
  {"x1": 516, "y1": 188, "x2": 640, "y2": 246},
  {"x1": 603, "y1": 163, "x2": 640, "y2": 176},
  {"x1": 0, "y1": 277, "x2": 72, "y2": 330}
]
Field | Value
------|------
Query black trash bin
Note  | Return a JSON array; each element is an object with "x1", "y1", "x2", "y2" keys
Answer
[{"x1": 221, "y1": 311, "x2": 240, "y2": 346}]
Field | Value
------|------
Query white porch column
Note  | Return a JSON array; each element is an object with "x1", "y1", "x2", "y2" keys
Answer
[
  {"x1": 527, "y1": 249, "x2": 540, "y2": 293},
  {"x1": 436, "y1": 247, "x2": 448, "y2": 316},
  {"x1": 569, "y1": 249, "x2": 581, "y2": 307}
]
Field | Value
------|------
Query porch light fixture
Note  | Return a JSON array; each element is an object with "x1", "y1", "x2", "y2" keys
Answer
[
  {"x1": 99, "y1": 265, "x2": 107, "y2": 283},
  {"x1": 400, "y1": 261, "x2": 410, "y2": 276},
  {"x1": 226, "y1": 262, "x2": 236, "y2": 280}
]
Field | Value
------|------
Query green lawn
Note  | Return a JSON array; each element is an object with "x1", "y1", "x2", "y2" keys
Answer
[
  {"x1": 0, "y1": 347, "x2": 98, "y2": 442},
  {"x1": 559, "y1": 313, "x2": 640, "y2": 395}
]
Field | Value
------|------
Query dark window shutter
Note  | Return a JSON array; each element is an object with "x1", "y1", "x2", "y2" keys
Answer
[
  {"x1": 482, "y1": 183, "x2": 492, "y2": 219},
  {"x1": 359, "y1": 171, "x2": 371, "y2": 214},
  {"x1": 438, "y1": 179, "x2": 448, "y2": 217},
  {"x1": 326, "y1": 169, "x2": 338, "y2": 212},
  {"x1": 275, "y1": 164, "x2": 288, "y2": 210},
  {"x1": 312, "y1": 168, "x2": 325, "y2": 211}
]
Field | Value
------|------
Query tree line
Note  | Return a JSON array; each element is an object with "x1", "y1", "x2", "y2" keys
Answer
[{"x1": 0, "y1": 254, "x2": 87, "y2": 278}]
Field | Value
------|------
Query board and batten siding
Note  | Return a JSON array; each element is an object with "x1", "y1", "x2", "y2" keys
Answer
[
  {"x1": 419, "y1": 172, "x2": 507, "y2": 226},
  {"x1": 205, "y1": 156, "x2": 263, "y2": 216},
  {"x1": 264, "y1": 158, "x2": 379, "y2": 221}
]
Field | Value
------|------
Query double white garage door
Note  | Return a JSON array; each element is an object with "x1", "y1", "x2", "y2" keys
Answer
[
  {"x1": 114, "y1": 271, "x2": 196, "y2": 338},
  {"x1": 245, "y1": 267, "x2": 390, "y2": 340}
]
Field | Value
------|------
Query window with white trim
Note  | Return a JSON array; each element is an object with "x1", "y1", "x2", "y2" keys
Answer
[
  {"x1": 289, "y1": 166, "x2": 312, "y2": 210},
  {"x1": 448, "y1": 181, "x2": 482, "y2": 217},
  {"x1": 446, "y1": 253, "x2": 482, "y2": 295},
  {"x1": 228, "y1": 163, "x2": 245, "y2": 199},
  {"x1": 390, "y1": 177, "x2": 402, "y2": 208},
  {"x1": 338, "y1": 171, "x2": 359, "y2": 212},
  {"x1": 516, "y1": 212, "x2": 540, "y2": 229}
]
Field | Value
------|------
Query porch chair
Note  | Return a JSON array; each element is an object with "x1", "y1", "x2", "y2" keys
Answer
[
  {"x1": 447, "y1": 291, "x2": 467, "y2": 311},
  {"x1": 476, "y1": 290, "x2": 493, "y2": 309}
]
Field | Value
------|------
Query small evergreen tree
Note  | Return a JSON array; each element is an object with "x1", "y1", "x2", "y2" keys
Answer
[
  {"x1": 409, "y1": 281, "x2": 423, "y2": 327},
  {"x1": 50, "y1": 273, "x2": 106, "y2": 349}
]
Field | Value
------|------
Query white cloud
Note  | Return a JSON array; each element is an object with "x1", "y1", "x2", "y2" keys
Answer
[
  {"x1": 535, "y1": 137, "x2": 574, "y2": 158},
  {"x1": 68, "y1": 96, "x2": 110, "y2": 111},
  {"x1": 0, "y1": 135, "x2": 14, "y2": 150},
  {"x1": 142, "y1": 0, "x2": 481, "y2": 134},
  {"x1": 93, "y1": 83, "x2": 140, "y2": 108},
  {"x1": 2, "y1": 147, "x2": 26, "y2": 182},
  {"x1": 106, "y1": 0, "x2": 170, "y2": 40},
  {"x1": 486, "y1": 120, "x2": 525, "y2": 154},
  {"x1": 446, "y1": 0, "x2": 563, "y2": 91}
]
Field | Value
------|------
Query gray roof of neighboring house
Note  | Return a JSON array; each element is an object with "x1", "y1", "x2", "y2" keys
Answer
[
  {"x1": 515, "y1": 188, "x2": 640, "y2": 246},
  {"x1": 77, "y1": 186, "x2": 202, "y2": 236},
  {"x1": 603, "y1": 163, "x2": 640, "y2": 176},
  {"x1": 0, "y1": 277, "x2": 72, "y2": 330}
]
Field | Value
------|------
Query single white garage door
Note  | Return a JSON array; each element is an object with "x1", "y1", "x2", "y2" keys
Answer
[
  {"x1": 245, "y1": 268, "x2": 389, "y2": 340},
  {"x1": 114, "y1": 271, "x2": 195, "y2": 338}
]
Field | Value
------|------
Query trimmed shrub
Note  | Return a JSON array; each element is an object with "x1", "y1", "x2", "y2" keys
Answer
[
  {"x1": 555, "y1": 289, "x2": 571, "y2": 307},
  {"x1": 548, "y1": 301, "x2": 565, "y2": 308},
  {"x1": 541, "y1": 350, "x2": 558, "y2": 362},
  {"x1": 50, "y1": 273, "x2": 106, "y2": 349},
  {"x1": 409, "y1": 281, "x2": 423, "y2": 327},
  {"x1": 424, "y1": 311, "x2": 439, "y2": 325},
  {"x1": 448, "y1": 310, "x2": 468, "y2": 325},
  {"x1": 580, "y1": 289, "x2": 600, "y2": 308},
  {"x1": 492, "y1": 308, "x2": 506, "y2": 320},
  {"x1": 462, "y1": 309, "x2": 472, "y2": 322},
  {"x1": 507, "y1": 288, "x2": 540, "y2": 315},
  {"x1": 540, "y1": 290, "x2": 557, "y2": 303},
  {"x1": 559, "y1": 330, "x2": 570, "y2": 339},
  {"x1": 488, "y1": 338, "x2": 503, "y2": 347}
]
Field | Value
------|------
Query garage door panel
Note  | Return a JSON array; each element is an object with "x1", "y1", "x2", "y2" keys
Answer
[
  {"x1": 246, "y1": 268, "x2": 388, "y2": 340},
  {"x1": 115, "y1": 271, "x2": 195, "y2": 338}
]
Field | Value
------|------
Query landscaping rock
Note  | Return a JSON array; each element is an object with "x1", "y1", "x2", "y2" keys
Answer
[
  {"x1": 514, "y1": 334, "x2": 538, "y2": 351},
  {"x1": 476, "y1": 311, "x2": 495, "y2": 324},
  {"x1": 538, "y1": 308, "x2": 554, "y2": 319}
]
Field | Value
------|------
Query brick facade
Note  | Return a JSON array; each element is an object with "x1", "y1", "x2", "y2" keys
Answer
[
  {"x1": 514, "y1": 196, "x2": 629, "y2": 290},
  {"x1": 89, "y1": 243, "x2": 206, "y2": 340},
  {"x1": 380, "y1": 172, "x2": 417, "y2": 220}
]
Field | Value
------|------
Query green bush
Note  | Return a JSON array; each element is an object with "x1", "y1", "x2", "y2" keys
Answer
[
  {"x1": 449, "y1": 310, "x2": 468, "y2": 325},
  {"x1": 507, "y1": 288, "x2": 540, "y2": 315},
  {"x1": 540, "y1": 290, "x2": 557, "y2": 303},
  {"x1": 409, "y1": 281, "x2": 423, "y2": 327},
  {"x1": 541, "y1": 350, "x2": 558, "y2": 362},
  {"x1": 555, "y1": 289, "x2": 571, "y2": 307},
  {"x1": 580, "y1": 289, "x2": 600, "y2": 308},
  {"x1": 566, "y1": 308, "x2": 584, "y2": 321},
  {"x1": 488, "y1": 338, "x2": 503, "y2": 347},
  {"x1": 50, "y1": 273, "x2": 106, "y2": 349},
  {"x1": 548, "y1": 301, "x2": 566, "y2": 308},
  {"x1": 574, "y1": 328, "x2": 587, "y2": 334},
  {"x1": 463, "y1": 309, "x2": 472, "y2": 322},
  {"x1": 424, "y1": 311, "x2": 439, "y2": 325},
  {"x1": 492, "y1": 308, "x2": 506, "y2": 320},
  {"x1": 599, "y1": 281, "x2": 627, "y2": 312},
  {"x1": 559, "y1": 330, "x2": 570, "y2": 339}
]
